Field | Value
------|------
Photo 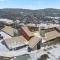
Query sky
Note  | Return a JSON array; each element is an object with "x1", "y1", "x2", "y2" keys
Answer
[{"x1": 0, "y1": 0, "x2": 60, "y2": 9}]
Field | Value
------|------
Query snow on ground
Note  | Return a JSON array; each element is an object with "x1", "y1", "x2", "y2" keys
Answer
[
  {"x1": 0, "y1": 42, "x2": 28, "y2": 57},
  {"x1": 0, "y1": 43, "x2": 9, "y2": 52},
  {"x1": 28, "y1": 43, "x2": 60, "y2": 60},
  {"x1": 0, "y1": 39, "x2": 28, "y2": 57},
  {"x1": 0, "y1": 33, "x2": 60, "y2": 60},
  {"x1": 0, "y1": 42, "x2": 60, "y2": 60},
  {"x1": 0, "y1": 49, "x2": 28, "y2": 57},
  {"x1": 0, "y1": 31, "x2": 12, "y2": 39},
  {"x1": 0, "y1": 40, "x2": 60, "y2": 60}
]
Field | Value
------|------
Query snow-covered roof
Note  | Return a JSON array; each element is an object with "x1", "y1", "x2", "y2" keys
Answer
[
  {"x1": 0, "y1": 19, "x2": 13, "y2": 24},
  {"x1": 40, "y1": 23, "x2": 48, "y2": 29}
]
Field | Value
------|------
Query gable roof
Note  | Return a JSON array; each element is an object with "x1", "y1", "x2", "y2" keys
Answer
[
  {"x1": 21, "y1": 27, "x2": 33, "y2": 37},
  {"x1": 1, "y1": 26, "x2": 17, "y2": 37},
  {"x1": 4, "y1": 36, "x2": 28, "y2": 49},
  {"x1": 28, "y1": 36, "x2": 41, "y2": 48},
  {"x1": 45, "y1": 30, "x2": 60, "y2": 41}
]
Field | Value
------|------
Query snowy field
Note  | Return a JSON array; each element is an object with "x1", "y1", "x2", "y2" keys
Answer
[
  {"x1": 10, "y1": 40, "x2": 60, "y2": 60},
  {"x1": 0, "y1": 39, "x2": 60, "y2": 60},
  {"x1": 28, "y1": 41, "x2": 60, "y2": 60},
  {"x1": 10, "y1": 43, "x2": 60, "y2": 60}
]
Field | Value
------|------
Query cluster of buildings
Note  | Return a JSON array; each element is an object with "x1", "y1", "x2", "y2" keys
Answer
[
  {"x1": 0, "y1": 23, "x2": 60, "y2": 57},
  {"x1": 0, "y1": 25, "x2": 41, "y2": 53},
  {"x1": 41, "y1": 24, "x2": 60, "y2": 43}
]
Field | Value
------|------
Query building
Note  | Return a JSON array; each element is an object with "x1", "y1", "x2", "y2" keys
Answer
[
  {"x1": 40, "y1": 24, "x2": 48, "y2": 29},
  {"x1": 43, "y1": 30, "x2": 60, "y2": 43},
  {"x1": 21, "y1": 27, "x2": 33, "y2": 41},
  {"x1": 0, "y1": 19, "x2": 14, "y2": 25},
  {"x1": 48, "y1": 24, "x2": 60, "y2": 28},
  {"x1": 3, "y1": 36, "x2": 28, "y2": 50},
  {"x1": 28, "y1": 27, "x2": 39, "y2": 32},
  {"x1": 0, "y1": 26, "x2": 42, "y2": 52},
  {"x1": 1, "y1": 26, "x2": 19, "y2": 37},
  {"x1": 28, "y1": 36, "x2": 42, "y2": 52}
]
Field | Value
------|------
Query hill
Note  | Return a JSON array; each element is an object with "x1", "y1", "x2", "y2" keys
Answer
[{"x1": 0, "y1": 8, "x2": 60, "y2": 23}]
